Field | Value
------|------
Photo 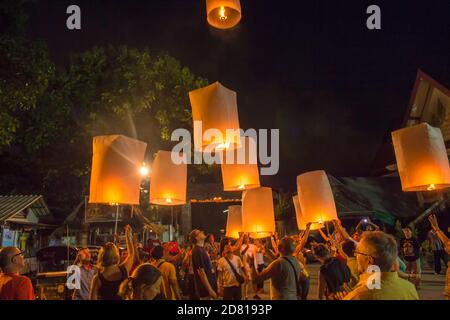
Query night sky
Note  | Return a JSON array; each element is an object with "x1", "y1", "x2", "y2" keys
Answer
[{"x1": 24, "y1": 0, "x2": 450, "y2": 191}]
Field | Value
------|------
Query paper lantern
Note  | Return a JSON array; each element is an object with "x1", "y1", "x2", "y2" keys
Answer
[
  {"x1": 296, "y1": 170, "x2": 338, "y2": 224},
  {"x1": 242, "y1": 187, "x2": 275, "y2": 238},
  {"x1": 392, "y1": 123, "x2": 450, "y2": 192},
  {"x1": 189, "y1": 81, "x2": 241, "y2": 152},
  {"x1": 226, "y1": 205, "x2": 242, "y2": 239},
  {"x1": 89, "y1": 135, "x2": 147, "y2": 205},
  {"x1": 292, "y1": 195, "x2": 324, "y2": 231},
  {"x1": 221, "y1": 137, "x2": 260, "y2": 191},
  {"x1": 150, "y1": 151, "x2": 187, "y2": 205},
  {"x1": 206, "y1": 0, "x2": 242, "y2": 30}
]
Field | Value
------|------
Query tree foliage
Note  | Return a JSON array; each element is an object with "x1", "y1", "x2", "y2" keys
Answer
[{"x1": 1, "y1": 43, "x2": 208, "y2": 218}]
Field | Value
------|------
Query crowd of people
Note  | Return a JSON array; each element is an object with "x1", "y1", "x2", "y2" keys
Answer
[{"x1": 0, "y1": 215, "x2": 449, "y2": 300}]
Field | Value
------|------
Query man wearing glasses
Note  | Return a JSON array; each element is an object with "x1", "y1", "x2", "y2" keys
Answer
[
  {"x1": 343, "y1": 232, "x2": 418, "y2": 300},
  {"x1": 0, "y1": 247, "x2": 35, "y2": 300}
]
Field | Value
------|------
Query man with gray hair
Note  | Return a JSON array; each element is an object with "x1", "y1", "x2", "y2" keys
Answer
[
  {"x1": 344, "y1": 231, "x2": 418, "y2": 300},
  {"x1": 0, "y1": 247, "x2": 35, "y2": 300}
]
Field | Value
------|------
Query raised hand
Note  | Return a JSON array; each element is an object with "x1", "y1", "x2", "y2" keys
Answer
[{"x1": 428, "y1": 214, "x2": 439, "y2": 230}]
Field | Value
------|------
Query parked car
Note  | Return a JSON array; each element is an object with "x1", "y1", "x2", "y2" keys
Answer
[{"x1": 34, "y1": 246, "x2": 78, "y2": 300}]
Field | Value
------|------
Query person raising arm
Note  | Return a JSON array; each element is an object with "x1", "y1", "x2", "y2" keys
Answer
[
  {"x1": 428, "y1": 214, "x2": 450, "y2": 300},
  {"x1": 90, "y1": 225, "x2": 135, "y2": 300}
]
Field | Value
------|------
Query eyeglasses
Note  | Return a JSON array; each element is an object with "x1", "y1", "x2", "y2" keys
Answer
[
  {"x1": 354, "y1": 250, "x2": 373, "y2": 258},
  {"x1": 11, "y1": 251, "x2": 24, "y2": 262}
]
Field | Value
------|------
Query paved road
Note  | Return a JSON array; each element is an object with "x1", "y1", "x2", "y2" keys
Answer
[{"x1": 249, "y1": 263, "x2": 447, "y2": 300}]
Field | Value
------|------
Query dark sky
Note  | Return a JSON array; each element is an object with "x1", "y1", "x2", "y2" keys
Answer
[{"x1": 25, "y1": 0, "x2": 450, "y2": 190}]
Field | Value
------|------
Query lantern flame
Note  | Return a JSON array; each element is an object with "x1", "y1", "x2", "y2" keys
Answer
[
  {"x1": 219, "y1": 6, "x2": 227, "y2": 20},
  {"x1": 139, "y1": 163, "x2": 150, "y2": 177},
  {"x1": 165, "y1": 198, "x2": 173, "y2": 204},
  {"x1": 427, "y1": 184, "x2": 436, "y2": 191}
]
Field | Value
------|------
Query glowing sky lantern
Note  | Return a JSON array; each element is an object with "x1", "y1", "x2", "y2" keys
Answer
[
  {"x1": 150, "y1": 151, "x2": 187, "y2": 205},
  {"x1": 206, "y1": 0, "x2": 242, "y2": 29},
  {"x1": 226, "y1": 205, "x2": 243, "y2": 239},
  {"x1": 189, "y1": 81, "x2": 241, "y2": 152},
  {"x1": 296, "y1": 170, "x2": 338, "y2": 225},
  {"x1": 392, "y1": 123, "x2": 450, "y2": 192},
  {"x1": 242, "y1": 187, "x2": 276, "y2": 238},
  {"x1": 292, "y1": 195, "x2": 324, "y2": 231},
  {"x1": 89, "y1": 135, "x2": 147, "y2": 205},
  {"x1": 221, "y1": 137, "x2": 260, "y2": 191}
]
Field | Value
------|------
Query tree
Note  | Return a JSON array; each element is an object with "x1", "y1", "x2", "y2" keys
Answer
[
  {"x1": 0, "y1": 1, "x2": 211, "y2": 219},
  {"x1": 0, "y1": 45, "x2": 209, "y2": 219},
  {"x1": 0, "y1": 36, "x2": 54, "y2": 148},
  {"x1": 0, "y1": 0, "x2": 55, "y2": 148},
  {"x1": 275, "y1": 191, "x2": 294, "y2": 221}
]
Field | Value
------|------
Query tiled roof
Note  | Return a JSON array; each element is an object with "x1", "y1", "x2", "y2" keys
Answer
[
  {"x1": 0, "y1": 195, "x2": 51, "y2": 222},
  {"x1": 328, "y1": 175, "x2": 420, "y2": 219}
]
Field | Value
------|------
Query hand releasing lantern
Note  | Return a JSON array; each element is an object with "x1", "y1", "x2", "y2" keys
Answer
[
  {"x1": 150, "y1": 151, "x2": 187, "y2": 205},
  {"x1": 242, "y1": 187, "x2": 276, "y2": 238},
  {"x1": 292, "y1": 195, "x2": 324, "y2": 231},
  {"x1": 296, "y1": 170, "x2": 338, "y2": 225},
  {"x1": 226, "y1": 205, "x2": 243, "y2": 239},
  {"x1": 189, "y1": 81, "x2": 241, "y2": 152},
  {"x1": 206, "y1": 0, "x2": 242, "y2": 29},
  {"x1": 392, "y1": 123, "x2": 450, "y2": 192},
  {"x1": 89, "y1": 135, "x2": 147, "y2": 205},
  {"x1": 221, "y1": 136, "x2": 260, "y2": 191}
]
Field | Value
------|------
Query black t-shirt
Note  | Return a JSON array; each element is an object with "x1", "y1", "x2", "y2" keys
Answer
[
  {"x1": 400, "y1": 238, "x2": 420, "y2": 262},
  {"x1": 320, "y1": 257, "x2": 351, "y2": 294},
  {"x1": 191, "y1": 245, "x2": 217, "y2": 298}
]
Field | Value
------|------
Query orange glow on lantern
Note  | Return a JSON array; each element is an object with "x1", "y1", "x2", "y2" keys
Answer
[
  {"x1": 206, "y1": 0, "x2": 242, "y2": 29},
  {"x1": 392, "y1": 123, "x2": 450, "y2": 192},
  {"x1": 226, "y1": 205, "x2": 243, "y2": 239},
  {"x1": 221, "y1": 137, "x2": 260, "y2": 191},
  {"x1": 149, "y1": 151, "x2": 187, "y2": 205},
  {"x1": 242, "y1": 187, "x2": 275, "y2": 238},
  {"x1": 89, "y1": 135, "x2": 147, "y2": 205},
  {"x1": 296, "y1": 170, "x2": 338, "y2": 225},
  {"x1": 189, "y1": 81, "x2": 241, "y2": 152},
  {"x1": 292, "y1": 195, "x2": 324, "y2": 231}
]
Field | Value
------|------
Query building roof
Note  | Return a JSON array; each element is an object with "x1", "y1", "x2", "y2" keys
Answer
[
  {"x1": 0, "y1": 195, "x2": 54, "y2": 225},
  {"x1": 328, "y1": 175, "x2": 420, "y2": 220},
  {"x1": 370, "y1": 69, "x2": 450, "y2": 176}
]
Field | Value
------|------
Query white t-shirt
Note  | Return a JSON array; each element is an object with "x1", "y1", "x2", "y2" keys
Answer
[
  {"x1": 217, "y1": 255, "x2": 244, "y2": 287},
  {"x1": 255, "y1": 251, "x2": 265, "y2": 265}
]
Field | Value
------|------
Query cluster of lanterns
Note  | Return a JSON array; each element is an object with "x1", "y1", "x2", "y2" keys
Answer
[
  {"x1": 87, "y1": 89, "x2": 450, "y2": 240},
  {"x1": 89, "y1": 139, "x2": 187, "y2": 208},
  {"x1": 87, "y1": 0, "x2": 450, "y2": 238}
]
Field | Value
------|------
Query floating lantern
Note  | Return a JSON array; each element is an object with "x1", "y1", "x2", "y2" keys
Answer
[
  {"x1": 189, "y1": 81, "x2": 241, "y2": 152},
  {"x1": 206, "y1": 0, "x2": 242, "y2": 29},
  {"x1": 150, "y1": 151, "x2": 187, "y2": 205},
  {"x1": 226, "y1": 205, "x2": 243, "y2": 239},
  {"x1": 392, "y1": 123, "x2": 450, "y2": 192},
  {"x1": 221, "y1": 137, "x2": 260, "y2": 191},
  {"x1": 242, "y1": 187, "x2": 275, "y2": 238},
  {"x1": 292, "y1": 195, "x2": 324, "y2": 231},
  {"x1": 89, "y1": 135, "x2": 147, "y2": 205},
  {"x1": 296, "y1": 170, "x2": 338, "y2": 225}
]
